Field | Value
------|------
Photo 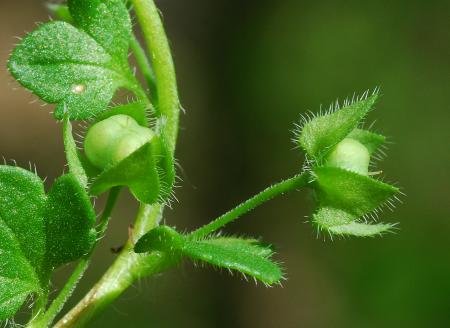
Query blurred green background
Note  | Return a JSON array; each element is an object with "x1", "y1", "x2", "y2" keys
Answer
[{"x1": 1, "y1": 0, "x2": 449, "y2": 327}]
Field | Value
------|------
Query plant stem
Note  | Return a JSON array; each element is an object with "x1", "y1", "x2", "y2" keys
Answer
[
  {"x1": 27, "y1": 188, "x2": 121, "y2": 328},
  {"x1": 96, "y1": 187, "x2": 122, "y2": 236},
  {"x1": 130, "y1": 76, "x2": 153, "y2": 107},
  {"x1": 130, "y1": 35, "x2": 157, "y2": 102},
  {"x1": 54, "y1": 203, "x2": 172, "y2": 328},
  {"x1": 30, "y1": 292, "x2": 49, "y2": 325},
  {"x1": 190, "y1": 174, "x2": 310, "y2": 239},
  {"x1": 131, "y1": 0, "x2": 180, "y2": 153},
  {"x1": 62, "y1": 116, "x2": 88, "y2": 188},
  {"x1": 55, "y1": 1, "x2": 181, "y2": 325}
]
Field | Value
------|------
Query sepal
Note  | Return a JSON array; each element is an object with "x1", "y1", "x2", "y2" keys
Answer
[{"x1": 297, "y1": 91, "x2": 379, "y2": 161}]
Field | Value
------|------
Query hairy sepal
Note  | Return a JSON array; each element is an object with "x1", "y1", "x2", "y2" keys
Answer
[
  {"x1": 313, "y1": 166, "x2": 399, "y2": 217},
  {"x1": 311, "y1": 166, "x2": 399, "y2": 237},
  {"x1": 90, "y1": 134, "x2": 174, "y2": 204},
  {"x1": 298, "y1": 91, "x2": 378, "y2": 161},
  {"x1": 313, "y1": 207, "x2": 394, "y2": 237}
]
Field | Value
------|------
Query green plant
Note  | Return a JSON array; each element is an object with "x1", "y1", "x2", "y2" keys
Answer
[{"x1": 1, "y1": 1, "x2": 401, "y2": 327}]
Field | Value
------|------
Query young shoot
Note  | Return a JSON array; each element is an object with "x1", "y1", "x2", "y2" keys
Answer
[{"x1": 0, "y1": 0, "x2": 402, "y2": 327}]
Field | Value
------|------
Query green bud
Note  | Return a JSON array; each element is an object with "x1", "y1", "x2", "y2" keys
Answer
[
  {"x1": 325, "y1": 138, "x2": 370, "y2": 175},
  {"x1": 84, "y1": 115, "x2": 154, "y2": 170}
]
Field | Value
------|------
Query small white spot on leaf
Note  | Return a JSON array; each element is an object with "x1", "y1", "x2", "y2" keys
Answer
[{"x1": 71, "y1": 84, "x2": 86, "y2": 94}]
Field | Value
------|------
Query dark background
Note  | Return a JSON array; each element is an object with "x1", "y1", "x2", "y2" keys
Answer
[{"x1": 1, "y1": 0, "x2": 449, "y2": 327}]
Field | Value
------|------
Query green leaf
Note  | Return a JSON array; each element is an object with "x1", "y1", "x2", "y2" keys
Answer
[
  {"x1": 69, "y1": 0, "x2": 132, "y2": 67},
  {"x1": 48, "y1": 0, "x2": 132, "y2": 65},
  {"x1": 313, "y1": 166, "x2": 399, "y2": 217},
  {"x1": 44, "y1": 174, "x2": 96, "y2": 269},
  {"x1": 201, "y1": 237, "x2": 274, "y2": 258},
  {"x1": 0, "y1": 277, "x2": 38, "y2": 321},
  {"x1": 183, "y1": 238, "x2": 283, "y2": 285},
  {"x1": 347, "y1": 129, "x2": 386, "y2": 155},
  {"x1": 90, "y1": 142, "x2": 161, "y2": 203},
  {"x1": 0, "y1": 166, "x2": 47, "y2": 274},
  {"x1": 135, "y1": 228, "x2": 282, "y2": 285},
  {"x1": 8, "y1": 0, "x2": 137, "y2": 120},
  {"x1": 0, "y1": 166, "x2": 96, "y2": 319},
  {"x1": 0, "y1": 167, "x2": 45, "y2": 320},
  {"x1": 298, "y1": 92, "x2": 378, "y2": 160},
  {"x1": 0, "y1": 223, "x2": 42, "y2": 321},
  {"x1": 134, "y1": 226, "x2": 184, "y2": 253}
]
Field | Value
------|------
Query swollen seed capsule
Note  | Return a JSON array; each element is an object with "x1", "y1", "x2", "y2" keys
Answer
[
  {"x1": 84, "y1": 114, "x2": 154, "y2": 170},
  {"x1": 325, "y1": 138, "x2": 370, "y2": 175}
]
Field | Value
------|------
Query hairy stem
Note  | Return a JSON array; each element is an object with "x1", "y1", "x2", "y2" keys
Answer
[
  {"x1": 29, "y1": 292, "x2": 49, "y2": 325},
  {"x1": 62, "y1": 115, "x2": 88, "y2": 188},
  {"x1": 53, "y1": 204, "x2": 171, "y2": 328},
  {"x1": 56, "y1": 1, "x2": 181, "y2": 325},
  {"x1": 96, "y1": 187, "x2": 122, "y2": 236},
  {"x1": 130, "y1": 35, "x2": 157, "y2": 102},
  {"x1": 190, "y1": 174, "x2": 310, "y2": 239},
  {"x1": 131, "y1": 0, "x2": 180, "y2": 152},
  {"x1": 27, "y1": 188, "x2": 121, "y2": 328}
]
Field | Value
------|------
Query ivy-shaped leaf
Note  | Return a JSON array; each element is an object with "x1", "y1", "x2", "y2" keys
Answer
[
  {"x1": 135, "y1": 226, "x2": 283, "y2": 285},
  {"x1": 8, "y1": 0, "x2": 136, "y2": 120},
  {"x1": 0, "y1": 166, "x2": 96, "y2": 320}
]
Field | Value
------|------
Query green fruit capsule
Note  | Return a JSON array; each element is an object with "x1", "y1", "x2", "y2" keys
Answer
[
  {"x1": 84, "y1": 114, "x2": 154, "y2": 170},
  {"x1": 325, "y1": 138, "x2": 370, "y2": 175}
]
